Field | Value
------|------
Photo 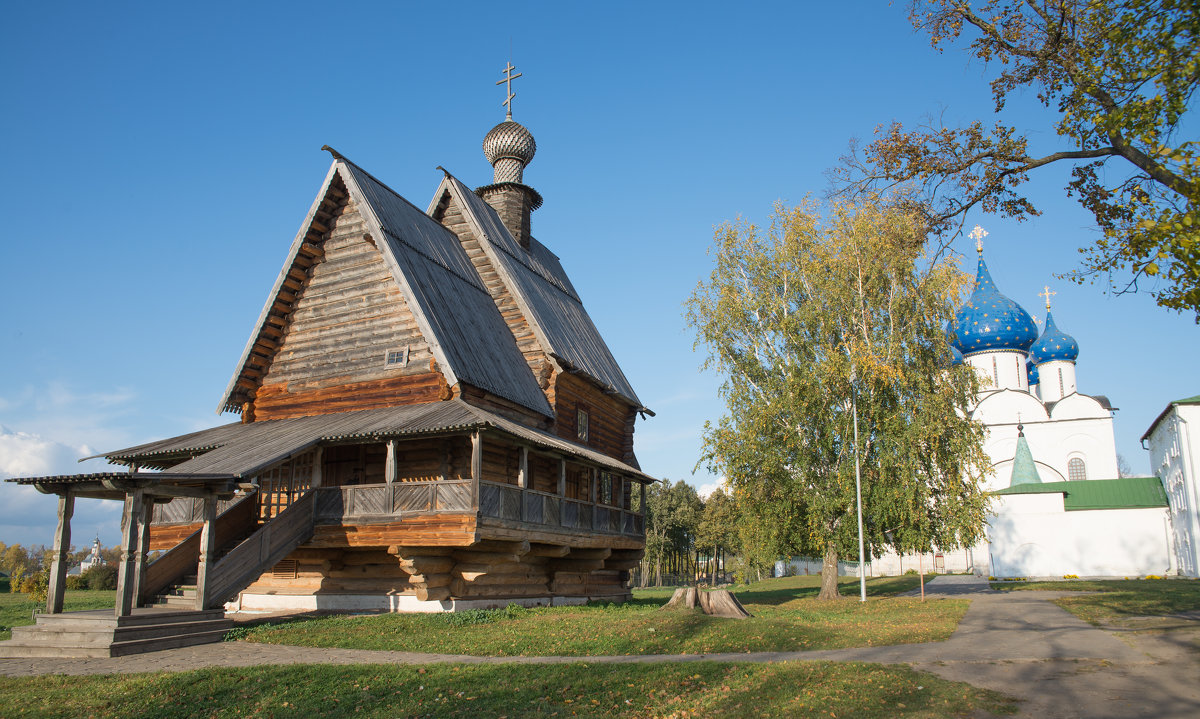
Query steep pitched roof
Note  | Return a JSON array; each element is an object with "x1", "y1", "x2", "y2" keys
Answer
[
  {"x1": 430, "y1": 174, "x2": 644, "y2": 410},
  {"x1": 220, "y1": 153, "x2": 551, "y2": 418}
]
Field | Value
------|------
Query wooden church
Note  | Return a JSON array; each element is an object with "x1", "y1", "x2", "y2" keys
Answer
[{"x1": 7, "y1": 68, "x2": 654, "y2": 634}]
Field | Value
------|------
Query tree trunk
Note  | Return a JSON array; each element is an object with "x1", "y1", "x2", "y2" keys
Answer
[{"x1": 818, "y1": 546, "x2": 841, "y2": 600}]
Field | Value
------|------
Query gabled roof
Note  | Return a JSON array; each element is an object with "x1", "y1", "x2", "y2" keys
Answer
[
  {"x1": 219, "y1": 152, "x2": 551, "y2": 418},
  {"x1": 431, "y1": 174, "x2": 644, "y2": 410},
  {"x1": 1142, "y1": 393, "x2": 1200, "y2": 441},
  {"x1": 994, "y1": 476, "x2": 1168, "y2": 511},
  {"x1": 85, "y1": 399, "x2": 654, "y2": 482}
]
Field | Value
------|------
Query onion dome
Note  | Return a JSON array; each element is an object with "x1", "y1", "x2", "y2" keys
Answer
[
  {"x1": 482, "y1": 120, "x2": 536, "y2": 184},
  {"x1": 1026, "y1": 358, "x2": 1040, "y2": 386},
  {"x1": 951, "y1": 344, "x2": 964, "y2": 366},
  {"x1": 1029, "y1": 311, "x2": 1079, "y2": 365},
  {"x1": 951, "y1": 254, "x2": 1038, "y2": 356}
]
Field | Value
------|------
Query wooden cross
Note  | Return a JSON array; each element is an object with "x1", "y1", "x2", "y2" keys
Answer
[
  {"x1": 1039, "y1": 285, "x2": 1056, "y2": 310},
  {"x1": 497, "y1": 62, "x2": 523, "y2": 120}
]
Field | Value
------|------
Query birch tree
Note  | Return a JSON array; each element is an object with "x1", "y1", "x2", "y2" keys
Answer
[{"x1": 687, "y1": 198, "x2": 990, "y2": 599}]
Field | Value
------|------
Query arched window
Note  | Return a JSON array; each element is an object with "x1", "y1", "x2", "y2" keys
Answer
[{"x1": 1067, "y1": 457, "x2": 1087, "y2": 481}]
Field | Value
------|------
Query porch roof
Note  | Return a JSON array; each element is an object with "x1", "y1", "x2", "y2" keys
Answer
[{"x1": 76, "y1": 400, "x2": 656, "y2": 483}]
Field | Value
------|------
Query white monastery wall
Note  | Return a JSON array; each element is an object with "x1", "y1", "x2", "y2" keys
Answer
[
  {"x1": 1147, "y1": 403, "x2": 1200, "y2": 578},
  {"x1": 988, "y1": 494, "x2": 1173, "y2": 577}
]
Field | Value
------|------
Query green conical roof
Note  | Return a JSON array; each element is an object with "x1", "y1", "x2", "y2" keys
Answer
[{"x1": 1009, "y1": 428, "x2": 1042, "y2": 487}]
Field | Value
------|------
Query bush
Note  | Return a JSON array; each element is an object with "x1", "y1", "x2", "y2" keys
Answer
[
  {"x1": 82, "y1": 565, "x2": 118, "y2": 591},
  {"x1": 19, "y1": 569, "x2": 49, "y2": 605},
  {"x1": 66, "y1": 574, "x2": 87, "y2": 591},
  {"x1": 0, "y1": 576, "x2": 9, "y2": 593}
]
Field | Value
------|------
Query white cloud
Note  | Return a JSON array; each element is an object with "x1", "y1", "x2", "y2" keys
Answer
[
  {"x1": 695, "y1": 477, "x2": 729, "y2": 500},
  {"x1": 0, "y1": 427, "x2": 121, "y2": 547}
]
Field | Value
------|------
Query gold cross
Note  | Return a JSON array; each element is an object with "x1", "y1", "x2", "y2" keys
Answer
[
  {"x1": 969, "y1": 225, "x2": 988, "y2": 254},
  {"x1": 497, "y1": 62, "x2": 523, "y2": 120},
  {"x1": 1039, "y1": 285, "x2": 1056, "y2": 310}
]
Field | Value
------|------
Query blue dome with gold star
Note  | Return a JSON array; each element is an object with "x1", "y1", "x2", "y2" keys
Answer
[
  {"x1": 951, "y1": 256, "x2": 1038, "y2": 356},
  {"x1": 1026, "y1": 358, "x2": 1040, "y2": 386},
  {"x1": 1029, "y1": 311, "x2": 1079, "y2": 364}
]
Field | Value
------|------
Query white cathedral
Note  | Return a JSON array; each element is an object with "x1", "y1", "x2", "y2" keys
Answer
[{"x1": 866, "y1": 229, "x2": 1180, "y2": 579}]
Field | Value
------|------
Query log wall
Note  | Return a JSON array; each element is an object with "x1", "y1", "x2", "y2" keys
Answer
[
  {"x1": 551, "y1": 372, "x2": 638, "y2": 464},
  {"x1": 254, "y1": 193, "x2": 448, "y2": 421}
]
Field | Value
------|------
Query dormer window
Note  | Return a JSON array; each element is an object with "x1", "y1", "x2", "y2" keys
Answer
[
  {"x1": 385, "y1": 347, "x2": 409, "y2": 368},
  {"x1": 576, "y1": 408, "x2": 589, "y2": 443}
]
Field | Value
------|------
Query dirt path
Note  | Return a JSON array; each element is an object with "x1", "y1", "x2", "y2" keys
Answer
[{"x1": 1, "y1": 576, "x2": 1197, "y2": 718}]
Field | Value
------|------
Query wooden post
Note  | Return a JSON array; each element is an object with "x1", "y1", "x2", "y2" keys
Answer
[
  {"x1": 640, "y1": 481, "x2": 647, "y2": 513},
  {"x1": 132, "y1": 500, "x2": 153, "y2": 607},
  {"x1": 195, "y1": 496, "x2": 218, "y2": 610},
  {"x1": 311, "y1": 446, "x2": 323, "y2": 488},
  {"x1": 471, "y1": 431, "x2": 483, "y2": 509},
  {"x1": 115, "y1": 489, "x2": 145, "y2": 617},
  {"x1": 517, "y1": 447, "x2": 528, "y2": 489},
  {"x1": 385, "y1": 440, "x2": 397, "y2": 484},
  {"x1": 558, "y1": 458, "x2": 566, "y2": 497},
  {"x1": 46, "y1": 492, "x2": 74, "y2": 614},
  {"x1": 590, "y1": 468, "x2": 597, "y2": 504}
]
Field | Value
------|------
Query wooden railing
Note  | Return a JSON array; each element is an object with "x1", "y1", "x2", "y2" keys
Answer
[
  {"x1": 204, "y1": 491, "x2": 315, "y2": 609},
  {"x1": 139, "y1": 494, "x2": 256, "y2": 606},
  {"x1": 479, "y1": 482, "x2": 644, "y2": 538},
  {"x1": 313, "y1": 481, "x2": 474, "y2": 523},
  {"x1": 150, "y1": 496, "x2": 243, "y2": 526}
]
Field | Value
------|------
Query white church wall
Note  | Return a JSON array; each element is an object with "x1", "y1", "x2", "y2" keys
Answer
[
  {"x1": 988, "y1": 495, "x2": 1173, "y2": 577},
  {"x1": 1037, "y1": 360, "x2": 1077, "y2": 402},
  {"x1": 1146, "y1": 403, "x2": 1200, "y2": 578}
]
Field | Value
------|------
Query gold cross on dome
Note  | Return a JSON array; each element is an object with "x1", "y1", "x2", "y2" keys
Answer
[
  {"x1": 497, "y1": 62, "x2": 523, "y2": 120},
  {"x1": 969, "y1": 225, "x2": 988, "y2": 254},
  {"x1": 1039, "y1": 285, "x2": 1056, "y2": 310}
]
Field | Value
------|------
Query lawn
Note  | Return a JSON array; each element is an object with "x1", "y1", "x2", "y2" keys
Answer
[
  {"x1": 0, "y1": 590, "x2": 116, "y2": 641},
  {"x1": 990, "y1": 577, "x2": 1200, "y2": 627},
  {"x1": 0, "y1": 660, "x2": 1018, "y2": 718},
  {"x1": 235, "y1": 574, "x2": 966, "y2": 656}
]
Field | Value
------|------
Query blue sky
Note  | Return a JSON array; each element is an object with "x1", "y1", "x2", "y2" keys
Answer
[{"x1": 2, "y1": 1, "x2": 1196, "y2": 548}]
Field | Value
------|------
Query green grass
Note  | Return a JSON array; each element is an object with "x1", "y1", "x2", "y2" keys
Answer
[
  {"x1": 236, "y1": 575, "x2": 964, "y2": 656},
  {"x1": 990, "y1": 578, "x2": 1200, "y2": 626},
  {"x1": 0, "y1": 590, "x2": 116, "y2": 640},
  {"x1": 0, "y1": 661, "x2": 1018, "y2": 718}
]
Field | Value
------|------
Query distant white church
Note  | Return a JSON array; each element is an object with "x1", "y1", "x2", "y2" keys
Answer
[{"x1": 869, "y1": 229, "x2": 1178, "y2": 579}]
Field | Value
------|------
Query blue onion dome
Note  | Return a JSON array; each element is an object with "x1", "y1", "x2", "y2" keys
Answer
[
  {"x1": 1029, "y1": 311, "x2": 1079, "y2": 364},
  {"x1": 1026, "y1": 358, "x2": 1040, "y2": 386},
  {"x1": 951, "y1": 255, "x2": 1039, "y2": 356},
  {"x1": 951, "y1": 344, "x2": 964, "y2": 366}
]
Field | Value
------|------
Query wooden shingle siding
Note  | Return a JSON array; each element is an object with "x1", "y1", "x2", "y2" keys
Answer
[
  {"x1": 255, "y1": 374, "x2": 447, "y2": 422},
  {"x1": 256, "y1": 197, "x2": 439, "y2": 412}
]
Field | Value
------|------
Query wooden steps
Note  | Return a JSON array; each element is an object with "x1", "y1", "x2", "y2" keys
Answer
[{"x1": 0, "y1": 608, "x2": 233, "y2": 658}]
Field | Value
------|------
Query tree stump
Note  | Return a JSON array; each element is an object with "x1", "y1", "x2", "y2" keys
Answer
[{"x1": 662, "y1": 587, "x2": 750, "y2": 618}]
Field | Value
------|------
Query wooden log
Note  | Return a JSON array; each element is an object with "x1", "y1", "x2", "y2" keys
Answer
[
  {"x1": 414, "y1": 585, "x2": 451, "y2": 602},
  {"x1": 566, "y1": 548, "x2": 612, "y2": 560},
  {"x1": 471, "y1": 539, "x2": 530, "y2": 556},
  {"x1": 397, "y1": 557, "x2": 455, "y2": 575},
  {"x1": 453, "y1": 561, "x2": 534, "y2": 577},
  {"x1": 451, "y1": 549, "x2": 524, "y2": 565},
  {"x1": 407, "y1": 574, "x2": 452, "y2": 589},
  {"x1": 549, "y1": 558, "x2": 607, "y2": 573},
  {"x1": 387, "y1": 546, "x2": 453, "y2": 557},
  {"x1": 450, "y1": 580, "x2": 547, "y2": 598},
  {"x1": 527, "y1": 543, "x2": 571, "y2": 558}
]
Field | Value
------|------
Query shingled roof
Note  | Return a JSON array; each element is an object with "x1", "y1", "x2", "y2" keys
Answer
[
  {"x1": 82, "y1": 399, "x2": 652, "y2": 482},
  {"x1": 219, "y1": 153, "x2": 552, "y2": 418},
  {"x1": 432, "y1": 174, "x2": 643, "y2": 409}
]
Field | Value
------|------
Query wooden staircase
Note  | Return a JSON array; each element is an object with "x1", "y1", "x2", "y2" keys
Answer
[{"x1": 0, "y1": 608, "x2": 233, "y2": 658}]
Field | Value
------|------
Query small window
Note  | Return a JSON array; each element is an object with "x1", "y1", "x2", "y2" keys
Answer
[
  {"x1": 1068, "y1": 457, "x2": 1087, "y2": 481},
  {"x1": 576, "y1": 408, "x2": 589, "y2": 443},
  {"x1": 385, "y1": 347, "x2": 409, "y2": 368}
]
